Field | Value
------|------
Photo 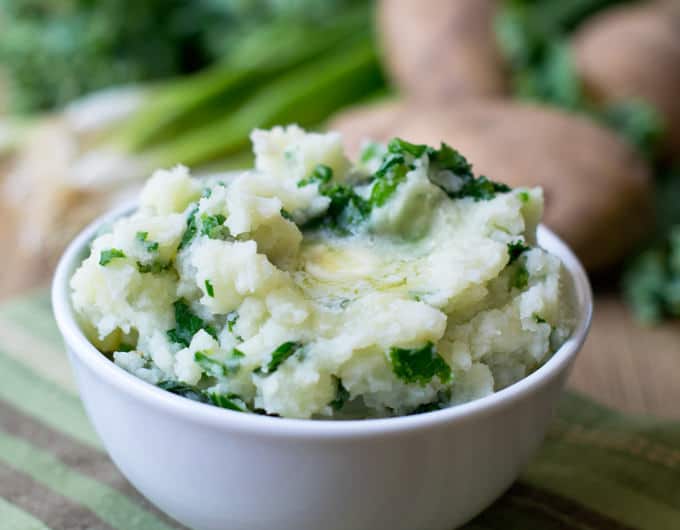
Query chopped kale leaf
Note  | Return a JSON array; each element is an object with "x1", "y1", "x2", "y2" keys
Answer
[
  {"x1": 135, "y1": 231, "x2": 160, "y2": 252},
  {"x1": 194, "y1": 351, "x2": 228, "y2": 378},
  {"x1": 297, "y1": 164, "x2": 333, "y2": 188},
  {"x1": 158, "y1": 381, "x2": 247, "y2": 412},
  {"x1": 304, "y1": 183, "x2": 371, "y2": 233},
  {"x1": 209, "y1": 393, "x2": 247, "y2": 412},
  {"x1": 409, "y1": 389, "x2": 453, "y2": 415},
  {"x1": 448, "y1": 175, "x2": 511, "y2": 201},
  {"x1": 136, "y1": 260, "x2": 172, "y2": 274},
  {"x1": 534, "y1": 314, "x2": 547, "y2": 324},
  {"x1": 387, "y1": 137, "x2": 431, "y2": 159},
  {"x1": 226, "y1": 311, "x2": 239, "y2": 333},
  {"x1": 330, "y1": 378, "x2": 350, "y2": 411},
  {"x1": 507, "y1": 240, "x2": 531, "y2": 264},
  {"x1": 389, "y1": 342, "x2": 452, "y2": 386},
  {"x1": 255, "y1": 341, "x2": 302, "y2": 376},
  {"x1": 99, "y1": 248, "x2": 126, "y2": 266},
  {"x1": 194, "y1": 349, "x2": 242, "y2": 378},
  {"x1": 280, "y1": 208, "x2": 294, "y2": 221},
  {"x1": 200, "y1": 213, "x2": 231, "y2": 240},
  {"x1": 166, "y1": 299, "x2": 218, "y2": 347},
  {"x1": 429, "y1": 143, "x2": 474, "y2": 177},
  {"x1": 370, "y1": 158, "x2": 409, "y2": 207},
  {"x1": 511, "y1": 264, "x2": 530, "y2": 290},
  {"x1": 178, "y1": 207, "x2": 199, "y2": 250},
  {"x1": 157, "y1": 381, "x2": 210, "y2": 403}
]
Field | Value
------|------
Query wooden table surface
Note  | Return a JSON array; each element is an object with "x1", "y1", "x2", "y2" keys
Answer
[{"x1": 1, "y1": 198, "x2": 678, "y2": 420}]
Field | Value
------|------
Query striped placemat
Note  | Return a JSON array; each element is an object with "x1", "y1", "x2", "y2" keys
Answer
[{"x1": 1, "y1": 290, "x2": 679, "y2": 530}]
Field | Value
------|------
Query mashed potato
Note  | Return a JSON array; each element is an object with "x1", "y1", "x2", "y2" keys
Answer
[{"x1": 70, "y1": 125, "x2": 572, "y2": 419}]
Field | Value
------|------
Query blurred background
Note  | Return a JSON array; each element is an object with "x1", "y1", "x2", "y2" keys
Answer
[{"x1": 0, "y1": 0, "x2": 678, "y2": 417}]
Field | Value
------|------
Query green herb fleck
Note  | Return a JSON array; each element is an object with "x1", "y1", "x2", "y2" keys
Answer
[
  {"x1": 117, "y1": 343, "x2": 135, "y2": 352},
  {"x1": 511, "y1": 264, "x2": 530, "y2": 290},
  {"x1": 370, "y1": 158, "x2": 409, "y2": 207},
  {"x1": 360, "y1": 141, "x2": 382, "y2": 162},
  {"x1": 226, "y1": 311, "x2": 239, "y2": 333},
  {"x1": 389, "y1": 342, "x2": 451, "y2": 386},
  {"x1": 158, "y1": 381, "x2": 247, "y2": 412},
  {"x1": 202, "y1": 187, "x2": 212, "y2": 198},
  {"x1": 205, "y1": 279, "x2": 215, "y2": 297},
  {"x1": 303, "y1": 182, "x2": 371, "y2": 234},
  {"x1": 166, "y1": 299, "x2": 217, "y2": 347},
  {"x1": 209, "y1": 393, "x2": 247, "y2": 412},
  {"x1": 99, "y1": 248, "x2": 126, "y2": 266},
  {"x1": 409, "y1": 389, "x2": 452, "y2": 415},
  {"x1": 450, "y1": 175, "x2": 511, "y2": 201},
  {"x1": 280, "y1": 208, "x2": 294, "y2": 221},
  {"x1": 507, "y1": 240, "x2": 531, "y2": 264},
  {"x1": 136, "y1": 231, "x2": 160, "y2": 252},
  {"x1": 197, "y1": 348, "x2": 245, "y2": 377},
  {"x1": 534, "y1": 314, "x2": 547, "y2": 324},
  {"x1": 194, "y1": 351, "x2": 228, "y2": 378},
  {"x1": 518, "y1": 190, "x2": 530, "y2": 203},
  {"x1": 136, "y1": 260, "x2": 172, "y2": 274},
  {"x1": 157, "y1": 381, "x2": 210, "y2": 404},
  {"x1": 330, "y1": 378, "x2": 350, "y2": 411},
  {"x1": 178, "y1": 207, "x2": 198, "y2": 250},
  {"x1": 297, "y1": 164, "x2": 333, "y2": 188},
  {"x1": 256, "y1": 341, "x2": 302, "y2": 376},
  {"x1": 201, "y1": 213, "x2": 231, "y2": 240},
  {"x1": 136, "y1": 231, "x2": 158, "y2": 250}
]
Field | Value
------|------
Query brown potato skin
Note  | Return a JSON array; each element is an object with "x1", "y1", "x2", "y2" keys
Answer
[
  {"x1": 328, "y1": 101, "x2": 653, "y2": 271},
  {"x1": 572, "y1": 3, "x2": 680, "y2": 157},
  {"x1": 378, "y1": 0, "x2": 508, "y2": 101}
]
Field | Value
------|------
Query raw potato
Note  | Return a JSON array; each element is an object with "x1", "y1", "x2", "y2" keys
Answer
[
  {"x1": 378, "y1": 0, "x2": 507, "y2": 101},
  {"x1": 329, "y1": 101, "x2": 653, "y2": 271},
  {"x1": 572, "y1": 3, "x2": 680, "y2": 157}
]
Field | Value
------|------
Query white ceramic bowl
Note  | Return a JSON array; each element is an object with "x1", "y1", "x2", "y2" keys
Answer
[{"x1": 52, "y1": 203, "x2": 592, "y2": 530}]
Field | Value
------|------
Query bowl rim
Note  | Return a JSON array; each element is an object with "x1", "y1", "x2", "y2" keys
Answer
[{"x1": 52, "y1": 199, "x2": 593, "y2": 440}]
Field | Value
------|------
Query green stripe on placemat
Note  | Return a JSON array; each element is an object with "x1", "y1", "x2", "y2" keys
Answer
[{"x1": 1, "y1": 290, "x2": 679, "y2": 530}]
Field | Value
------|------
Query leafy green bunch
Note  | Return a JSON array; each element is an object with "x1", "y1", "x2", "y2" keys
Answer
[
  {"x1": 0, "y1": 0, "x2": 373, "y2": 112},
  {"x1": 496, "y1": 0, "x2": 680, "y2": 323},
  {"x1": 495, "y1": 0, "x2": 663, "y2": 159},
  {"x1": 0, "y1": 0, "x2": 221, "y2": 111}
]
